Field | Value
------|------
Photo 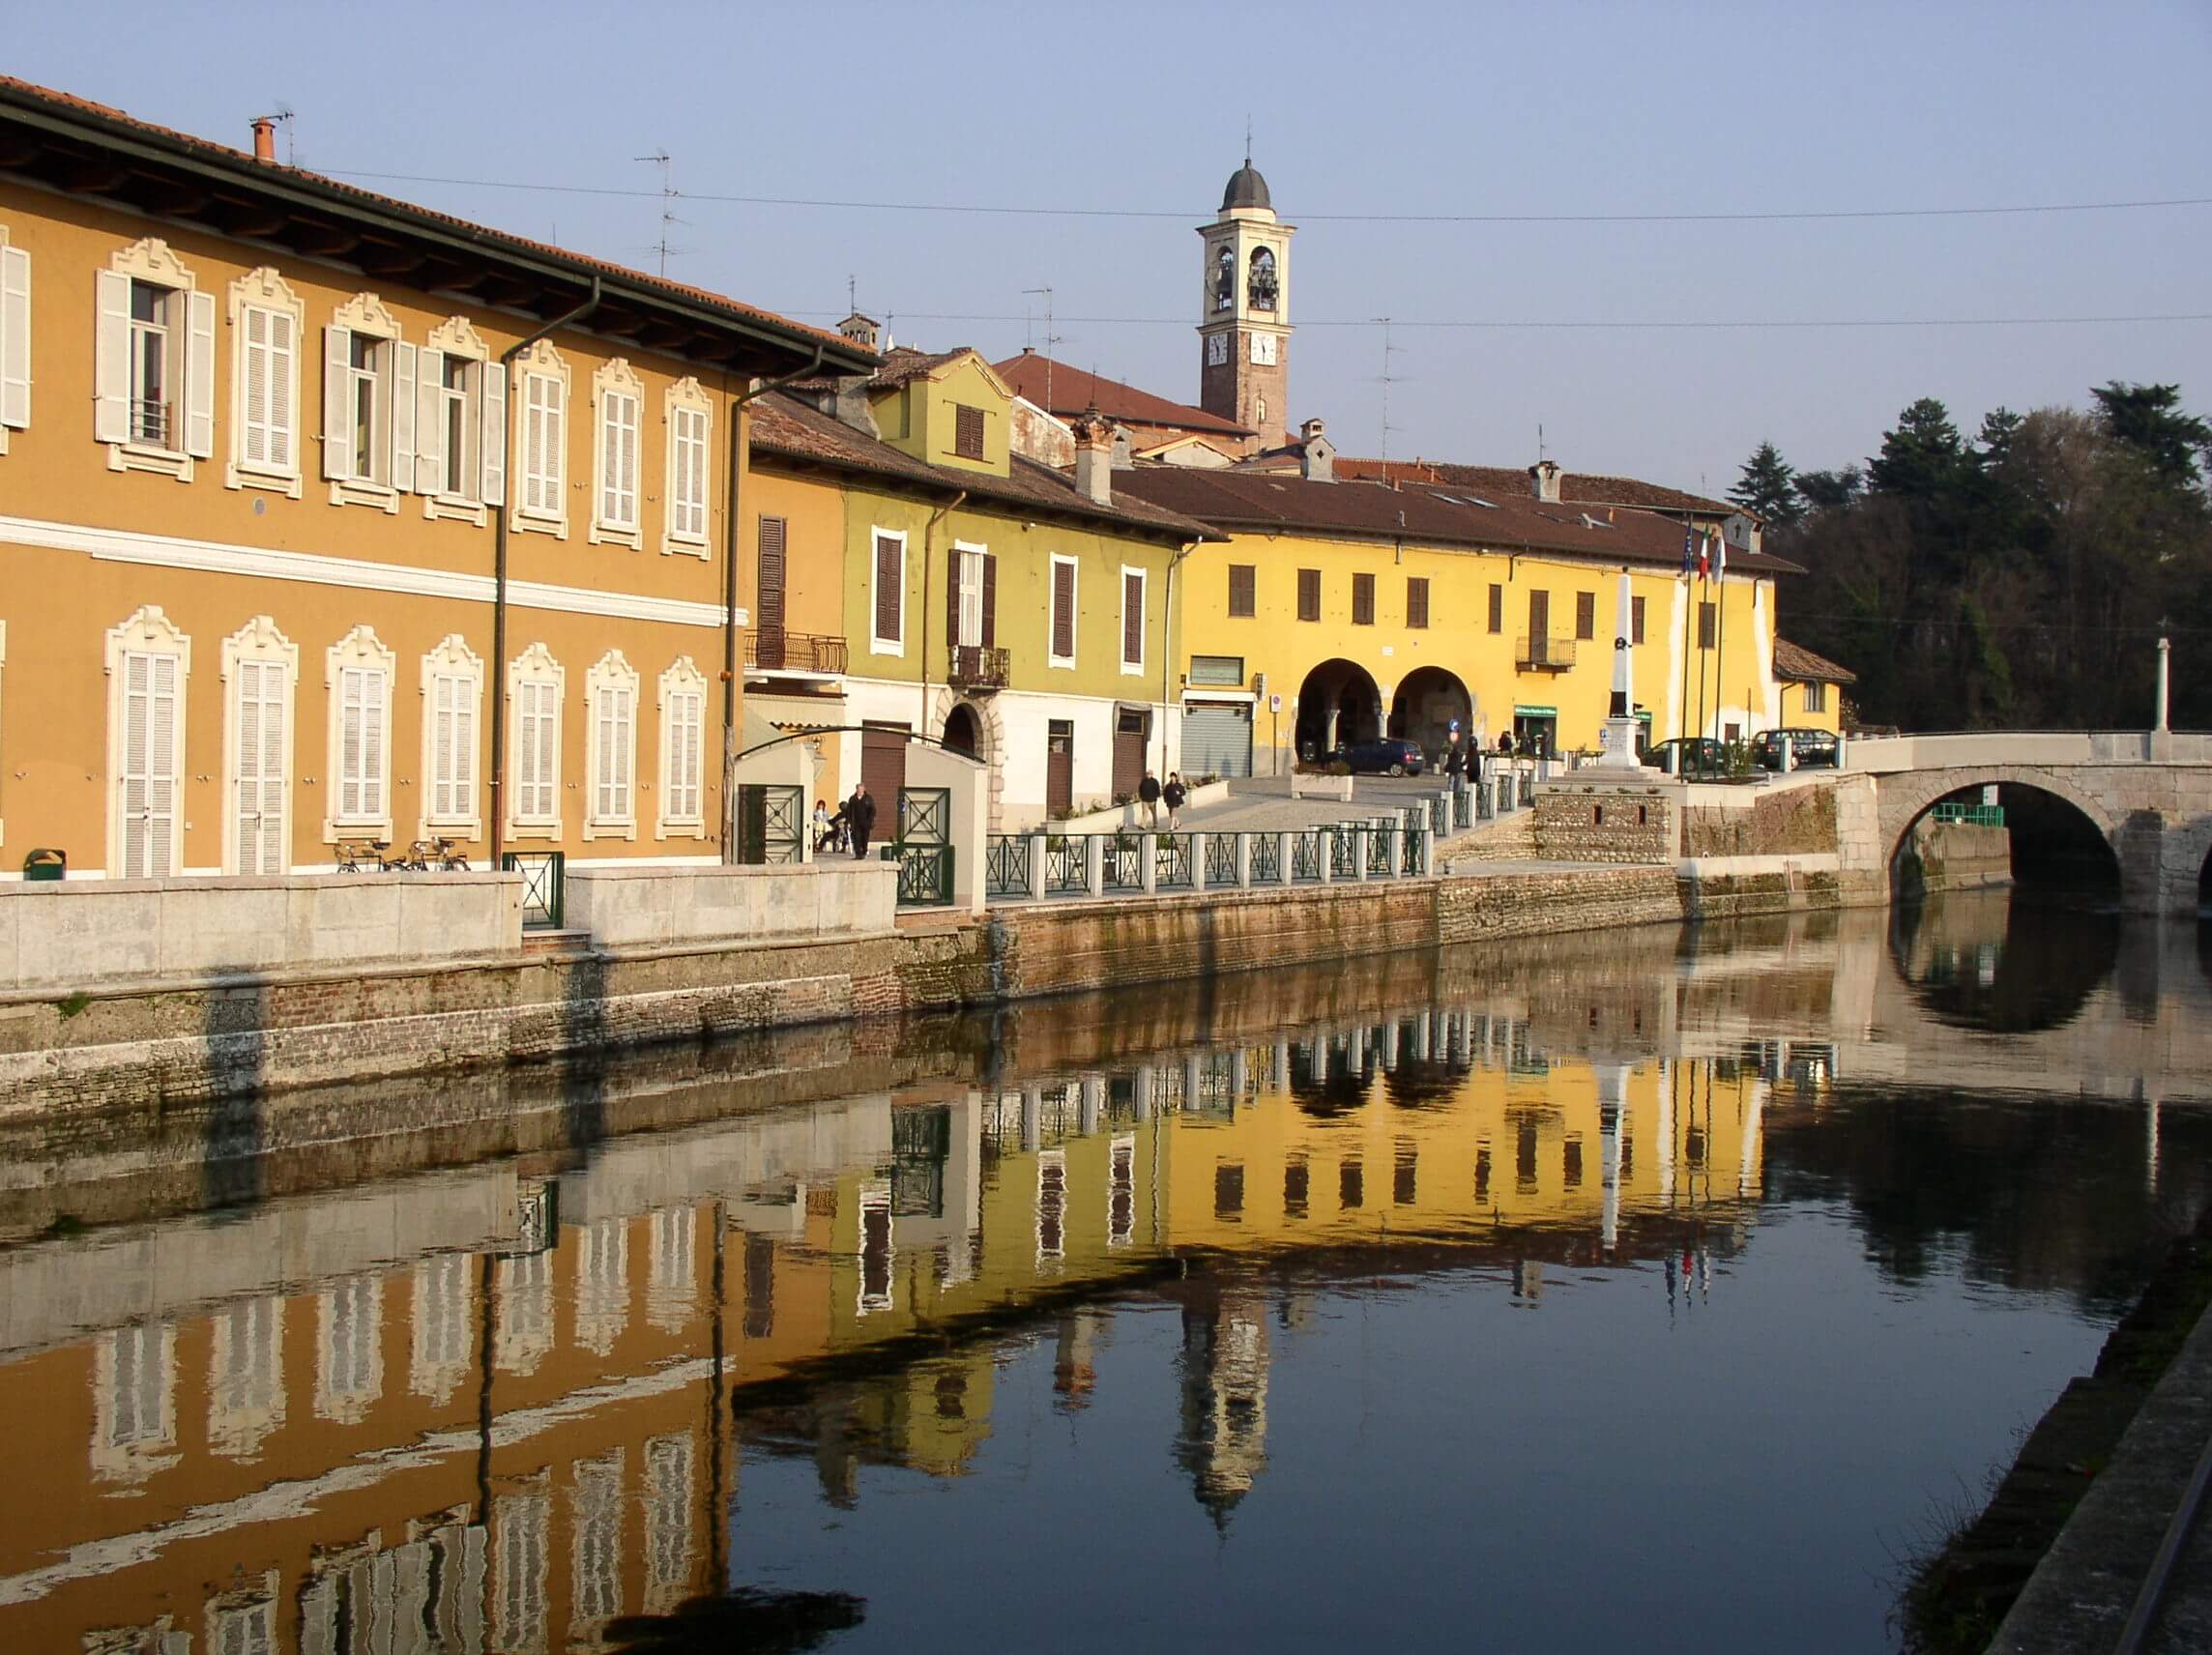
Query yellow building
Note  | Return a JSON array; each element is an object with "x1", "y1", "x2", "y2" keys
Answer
[
  {"x1": 0, "y1": 77, "x2": 872, "y2": 880},
  {"x1": 744, "y1": 339, "x2": 1215, "y2": 827},
  {"x1": 1117, "y1": 444, "x2": 1804, "y2": 774},
  {"x1": 1773, "y1": 636, "x2": 1855, "y2": 736}
]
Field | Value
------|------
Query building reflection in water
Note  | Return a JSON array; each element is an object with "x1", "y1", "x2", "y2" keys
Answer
[{"x1": 8, "y1": 899, "x2": 2205, "y2": 1651}]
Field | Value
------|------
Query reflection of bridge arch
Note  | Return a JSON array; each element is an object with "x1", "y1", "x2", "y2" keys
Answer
[
  {"x1": 1877, "y1": 769, "x2": 2122, "y2": 898},
  {"x1": 1387, "y1": 667, "x2": 1473, "y2": 764},
  {"x1": 1295, "y1": 659, "x2": 1382, "y2": 760}
]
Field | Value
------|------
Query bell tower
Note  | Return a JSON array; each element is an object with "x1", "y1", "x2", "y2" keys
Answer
[{"x1": 1198, "y1": 157, "x2": 1294, "y2": 452}]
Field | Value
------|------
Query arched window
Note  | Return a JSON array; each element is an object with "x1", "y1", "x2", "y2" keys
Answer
[
  {"x1": 1214, "y1": 245, "x2": 1235, "y2": 311},
  {"x1": 1248, "y1": 247, "x2": 1278, "y2": 311}
]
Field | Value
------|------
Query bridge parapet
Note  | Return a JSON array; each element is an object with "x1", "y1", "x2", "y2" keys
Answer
[{"x1": 1845, "y1": 731, "x2": 2212, "y2": 773}]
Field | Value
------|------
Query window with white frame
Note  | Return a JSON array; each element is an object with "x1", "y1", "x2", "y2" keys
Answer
[
  {"x1": 221, "y1": 616, "x2": 298, "y2": 878},
  {"x1": 663, "y1": 378, "x2": 712, "y2": 555},
  {"x1": 314, "y1": 1273, "x2": 383, "y2": 1425},
  {"x1": 92, "y1": 1321, "x2": 177, "y2": 1484},
  {"x1": 585, "y1": 651, "x2": 639, "y2": 837},
  {"x1": 592, "y1": 360, "x2": 644, "y2": 546},
  {"x1": 421, "y1": 634, "x2": 482, "y2": 838},
  {"x1": 509, "y1": 643, "x2": 565, "y2": 837},
  {"x1": 417, "y1": 315, "x2": 497, "y2": 519},
  {"x1": 321, "y1": 294, "x2": 416, "y2": 511},
  {"x1": 954, "y1": 544, "x2": 986, "y2": 648},
  {"x1": 0, "y1": 225, "x2": 30, "y2": 455},
  {"x1": 1120, "y1": 566, "x2": 1148, "y2": 675},
  {"x1": 95, "y1": 239, "x2": 213, "y2": 478},
  {"x1": 1803, "y1": 681, "x2": 1829, "y2": 713},
  {"x1": 326, "y1": 624, "x2": 395, "y2": 840},
  {"x1": 514, "y1": 339, "x2": 568, "y2": 534},
  {"x1": 227, "y1": 268, "x2": 303, "y2": 495},
  {"x1": 105, "y1": 604, "x2": 191, "y2": 881},
  {"x1": 657, "y1": 656, "x2": 708, "y2": 838}
]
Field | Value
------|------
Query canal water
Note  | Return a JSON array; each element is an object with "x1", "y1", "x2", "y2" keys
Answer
[{"x1": 2, "y1": 891, "x2": 2208, "y2": 1653}]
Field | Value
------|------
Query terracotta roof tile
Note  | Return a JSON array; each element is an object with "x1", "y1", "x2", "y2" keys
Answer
[
  {"x1": 1315, "y1": 456, "x2": 1736, "y2": 515},
  {"x1": 1772, "y1": 637, "x2": 1858, "y2": 683},
  {"x1": 992, "y1": 353, "x2": 1254, "y2": 437}
]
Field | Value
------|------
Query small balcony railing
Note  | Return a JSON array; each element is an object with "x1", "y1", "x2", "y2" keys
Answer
[
  {"x1": 1516, "y1": 634, "x2": 1576, "y2": 672},
  {"x1": 947, "y1": 643, "x2": 1009, "y2": 691},
  {"x1": 744, "y1": 630, "x2": 848, "y2": 675}
]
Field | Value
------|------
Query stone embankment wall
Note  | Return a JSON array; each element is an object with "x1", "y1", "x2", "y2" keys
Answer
[
  {"x1": 1897, "y1": 819, "x2": 2013, "y2": 896},
  {"x1": 1680, "y1": 784, "x2": 1836, "y2": 859},
  {"x1": 1531, "y1": 785, "x2": 1673, "y2": 863}
]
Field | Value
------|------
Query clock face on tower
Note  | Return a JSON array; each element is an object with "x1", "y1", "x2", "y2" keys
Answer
[
  {"x1": 1207, "y1": 333, "x2": 1228, "y2": 366},
  {"x1": 1250, "y1": 333, "x2": 1277, "y2": 366}
]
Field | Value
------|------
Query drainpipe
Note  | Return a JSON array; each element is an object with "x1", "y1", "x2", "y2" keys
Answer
[
  {"x1": 1159, "y1": 539, "x2": 1198, "y2": 773},
  {"x1": 490, "y1": 277, "x2": 601, "y2": 870},
  {"x1": 919, "y1": 489, "x2": 968, "y2": 734},
  {"x1": 718, "y1": 344, "x2": 829, "y2": 862}
]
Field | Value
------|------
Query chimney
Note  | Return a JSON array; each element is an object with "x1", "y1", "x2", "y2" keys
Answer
[
  {"x1": 1298, "y1": 417, "x2": 1334, "y2": 483},
  {"x1": 1071, "y1": 404, "x2": 1113, "y2": 506},
  {"x1": 837, "y1": 311, "x2": 881, "y2": 353},
  {"x1": 1530, "y1": 458, "x2": 1563, "y2": 503},
  {"x1": 250, "y1": 117, "x2": 276, "y2": 163}
]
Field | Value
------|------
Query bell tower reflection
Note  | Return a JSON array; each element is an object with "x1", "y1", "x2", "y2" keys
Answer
[{"x1": 1174, "y1": 1284, "x2": 1271, "y2": 1527}]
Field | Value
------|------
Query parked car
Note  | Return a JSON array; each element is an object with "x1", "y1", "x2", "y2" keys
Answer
[
  {"x1": 1330, "y1": 738, "x2": 1427, "y2": 776},
  {"x1": 1645, "y1": 737, "x2": 1732, "y2": 777},
  {"x1": 1751, "y1": 728, "x2": 1840, "y2": 770}
]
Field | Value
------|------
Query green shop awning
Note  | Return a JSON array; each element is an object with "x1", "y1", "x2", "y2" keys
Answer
[{"x1": 1513, "y1": 705, "x2": 1557, "y2": 718}]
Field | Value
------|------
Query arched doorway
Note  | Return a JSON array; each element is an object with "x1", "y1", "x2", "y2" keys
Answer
[
  {"x1": 942, "y1": 703, "x2": 980, "y2": 759},
  {"x1": 1295, "y1": 659, "x2": 1382, "y2": 761},
  {"x1": 1387, "y1": 666, "x2": 1473, "y2": 766},
  {"x1": 1889, "y1": 782, "x2": 2119, "y2": 904}
]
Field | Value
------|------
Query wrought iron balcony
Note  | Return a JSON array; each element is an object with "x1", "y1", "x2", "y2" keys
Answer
[
  {"x1": 744, "y1": 630, "x2": 848, "y2": 675},
  {"x1": 1515, "y1": 634, "x2": 1577, "y2": 672},
  {"x1": 948, "y1": 643, "x2": 1010, "y2": 691}
]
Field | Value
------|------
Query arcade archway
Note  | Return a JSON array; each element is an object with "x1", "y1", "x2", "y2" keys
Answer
[
  {"x1": 1387, "y1": 666, "x2": 1473, "y2": 765},
  {"x1": 942, "y1": 703, "x2": 981, "y2": 759},
  {"x1": 1295, "y1": 659, "x2": 1382, "y2": 760}
]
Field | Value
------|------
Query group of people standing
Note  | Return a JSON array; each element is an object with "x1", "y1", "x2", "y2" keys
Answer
[
  {"x1": 812, "y1": 785, "x2": 879, "y2": 858},
  {"x1": 1136, "y1": 770, "x2": 1187, "y2": 829}
]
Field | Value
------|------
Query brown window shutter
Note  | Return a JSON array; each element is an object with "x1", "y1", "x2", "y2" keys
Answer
[
  {"x1": 757, "y1": 516, "x2": 788, "y2": 635},
  {"x1": 1488, "y1": 583, "x2": 1503, "y2": 634},
  {"x1": 1352, "y1": 572, "x2": 1375, "y2": 625},
  {"x1": 981, "y1": 554, "x2": 997, "y2": 648},
  {"x1": 1229, "y1": 564, "x2": 1255, "y2": 617},
  {"x1": 1576, "y1": 591, "x2": 1596, "y2": 640},
  {"x1": 1407, "y1": 577, "x2": 1428, "y2": 629},
  {"x1": 876, "y1": 536, "x2": 901, "y2": 642},
  {"x1": 1053, "y1": 562, "x2": 1075, "y2": 657},
  {"x1": 1632, "y1": 595, "x2": 1646, "y2": 644},
  {"x1": 1529, "y1": 590, "x2": 1550, "y2": 643},
  {"x1": 1124, "y1": 572, "x2": 1143, "y2": 662},
  {"x1": 1699, "y1": 601, "x2": 1716, "y2": 649},
  {"x1": 946, "y1": 549, "x2": 961, "y2": 652},
  {"x1": 1297, "y1": 567, "x2": 1321, "y2": 623},
  {"x1": 954, "y1": 404, "x2": 983, "y2": 459}
]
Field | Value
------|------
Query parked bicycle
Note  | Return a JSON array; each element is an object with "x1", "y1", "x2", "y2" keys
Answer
[
  {"x1": 396, "y1": 836, "x2": 472, "y2": 872},
  {"x1": 335, "y1": 839, "x2": 395, "y2": 873}
]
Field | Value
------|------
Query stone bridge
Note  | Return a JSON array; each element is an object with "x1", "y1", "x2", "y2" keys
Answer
[{"x1": 1843, "y1": 731, "x2": 2212, "y2": 911}]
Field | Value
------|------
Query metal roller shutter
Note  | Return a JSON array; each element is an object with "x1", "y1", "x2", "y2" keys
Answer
[{"x1": 1180, "y1": 702, "x2": 1252, "y2": 779}]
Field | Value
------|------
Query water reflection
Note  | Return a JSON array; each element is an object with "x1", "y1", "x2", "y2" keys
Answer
[{"x1": 0, "y1": 898, "x2": 2208, "y2": 1652}]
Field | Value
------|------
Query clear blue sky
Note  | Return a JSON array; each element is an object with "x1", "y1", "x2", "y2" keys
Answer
[{"x1": 10, "y1": 1, "x2": 2208, "y2": 493}]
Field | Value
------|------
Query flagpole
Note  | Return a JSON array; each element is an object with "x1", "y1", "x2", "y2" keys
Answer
[
  {"x1": 1675, "y1": 526, "x2": 1696, "y2": 752},
  {"x1": 1712, "y1": 537, "x2": 1730, "y2": 744},
  {"x1": 1694, "y1": 559, "x2": 1708, "y2": 750}
]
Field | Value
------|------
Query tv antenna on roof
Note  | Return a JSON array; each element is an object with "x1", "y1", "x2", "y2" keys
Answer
[
  {"x1": 1023, "y1": 286, "x2": 1062, "y2": 410},
  {"x1": 254, "y1": 105, "x2": 297, "y2": 166},
  {"x1": 1375, "y1": 318, "x2": 1403, "y2": 479},
  {"x1": 634, "y1": 150, "x2": 690, "y2": 276}
]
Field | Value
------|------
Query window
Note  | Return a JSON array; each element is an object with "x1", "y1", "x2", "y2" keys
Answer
[
  {"x1": 315, "y1": 1274, "x2": 383, "y2": 1424},
  {"x1": 658, "y1": 657, "x2": 708, "y2": 838},
  {"x1": 327, "y1": 625, "x2": 395, "y2": 838},
  {"x1": 1248, "y1": 247, "x2": 1278, "y2": 310},
  {"x1": 418, "y1": 315, "x2": 496, "y2": 518},
  {"x1": 514, "y1": 339, "x2": 568, "y2": 534},
  {"x1": 953, "y1": 545, "x2": 986, "y2": 649},
  {"x1": 0, "y1": 226, "x2": 26, "y2": 451},
  {"x1": 106, "y1": 605, "x2": 190, "y2": 881},
  {"x1": 1488, "y1": 583, "x2": 1503, "y2": 634},
  {"x1": 592, "y1": 360, "x2": 643, "y2": 546},
  {"x1": 1352, "y1": 572, "x2": 1376, "y2": 625},
  {"x1": 871, "y1": 529, "x2": 906, "y2": 653},
  {"x1": 322, "y1": 293, "x2": 412, "y2": 505},
  {"x1": 221, "y1": 616, "x2": 298, "y2": 878},
  {"x1": 1188, "y1": 653, "x2": 1244, "y2": 687},
  {"x1": 1297, "y1": 567, "x2": 1322, "y2": 623},
  {"x1": 227, "y1": 268, "x2": 303, "y2": 494},
  {"x1": 1576, "y1": 591, "x2": 1596, "y2": 641},
  {"x1": 1228, "y1": 564, "x2": 1256, "y2": 617},
  {"x1": 1632, "y1": 595, "x2": 1646, "y2": 645},
  {"x1": 509, "y1": 643, "x2": 565, "y2": 837},
  {"x1": 96, "y1": 239, "x2": 213, "y2": 476},
  {"x1": 664, "y1": 377, "x2": 713, "y2": 554},
  {"x1": 1803, "y1": 681, "x2": 1829, "y2": 713},
  {"x1": 1049, "y1": 555, "x2": 1078, "y2": 665},
  {"x1": 1407, "y1": 577, "x2": 1429, "y2": 629},
  {"x1": 1121, "y1": 567, "x2": 1148, "y2": 673},
  {"x1": 586, "y1": 651, "x2": 638, "y2": 837},
  {"x1": 422, "y1": 634, "x2": 481, "y2": 838},
  {"x1": 1699, "y1": 601, "x2": 1716, "y2": 649},
  {"x1": 953, "y1": 402, "x2": 984, "y2": 460}
]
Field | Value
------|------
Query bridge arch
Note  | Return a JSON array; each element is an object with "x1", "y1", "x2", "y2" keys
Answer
[{"x1": 1877, "y1": 768, "x2": 2121, "y2": 899}]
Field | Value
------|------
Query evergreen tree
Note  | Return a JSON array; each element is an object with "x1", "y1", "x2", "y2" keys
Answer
[
  {"x1": 1794, "y1": 466, "x2": 1864, "y2": 511},
  {"x1": 1729, "y1": 441, "x2": 1802, "y2": 527},
  {"x1": 1868, "y1": 397, "x2": 1968, "y2": 501},
  {"x1": 2090, "y1": 381, "x2": 2209, "y2": 496}
]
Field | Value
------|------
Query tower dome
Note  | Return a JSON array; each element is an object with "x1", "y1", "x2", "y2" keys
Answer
[{"x1": 1220, "y1": 160, "x2": 1271, "y2": 213}]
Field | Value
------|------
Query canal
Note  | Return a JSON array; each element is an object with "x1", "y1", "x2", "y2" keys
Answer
[{"x1": 1, "y1": 890, "x2": 2207, "y2": 1653}]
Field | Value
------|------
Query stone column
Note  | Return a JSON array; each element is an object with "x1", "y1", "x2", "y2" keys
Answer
[
  {"x1": 1235, "y1": 831, "x2": 1252, "y2": 886},
  {"x1": 1021, "y1": 1086, "x2": 1042, "y2": 1152},
  {"x1": 1080, "y1": 1076, "x2": 1102, "y2": 1137},
  {"x1": 1276, "y1": 831, "x2": 1294, "y2": 885},
  {"x1": 1190, "y1": 831, "x2": 1208, "y2": 892},
  {"x1": 1026, "y1": 833, "x2": 1047, "y2": 901},
  {"x1": 1085, "y1": 835, "x2": 1105, "y2": 898},
  {"x1": 1352, "y1": 828, "x2": 1369, "y2": 881},
  {"x1": 1140, "y1": 834, "x2": 1159, "y2": 894}
]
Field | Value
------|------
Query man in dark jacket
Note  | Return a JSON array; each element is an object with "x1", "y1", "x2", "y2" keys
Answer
[
  {"x1": 1138, "y1": 769, "x2": 1162, "y2": 829},
  {"x1": 848, "y1": 784, "x2": 878, "y2": 859},
  {"x1": 1162, "y1": 771, "x2": 1187, "y2": 828}
]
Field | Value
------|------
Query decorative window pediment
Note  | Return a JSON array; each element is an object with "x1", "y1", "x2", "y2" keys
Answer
[
  {"x1": 426, "y1": 314, "x2": 489, "y2": 360},
  {"x1": 332, "y1": 291, "x2": 400, "y2": 338},
  {"x1": 227, "y1": 268, "x2": 305, "y2": 497},
  {"x1": 591, "y1": 359, "x2": 645, "y2": 547}
]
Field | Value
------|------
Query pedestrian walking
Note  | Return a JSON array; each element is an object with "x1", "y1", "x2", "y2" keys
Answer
[
  {"x1": 848, "y1": 784, "x2": 878, "y2": 859},
  {"x1": 1138, "y1": 769, "x2": 1162, "y2": 829},
  {"x1": 1163, "y1": 771, "x2": 1187, "y2": 829},
  {"x1": 1443, "y1": 742, "x2": 1465, "y2": 782},
  {"x1": 1497, "y1": 729, "x2": 1516, "y2": 758}
]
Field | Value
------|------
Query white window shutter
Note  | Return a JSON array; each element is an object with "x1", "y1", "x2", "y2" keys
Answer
[
  {"x1": 0, "y1": 244, "x2": 30, "y2": 430},
  {"x1": 454, "y1": 678, "x2": 476, "y2": 804},
  {"x1": 185, "y1": 289, "x2": 216, "y2": 457},
  {"x1": 338, "y1": 669, "x2": 363, "y2": 819},
  {"x1": 391, "y1": 340, "x2": 416, "y2": 493},
  {"x1": 480, "y1": 359, "x2": 506, "y2": 507},
  {"x1": 323, "y1": 324, "x2": 353, "y2": 480},
  {"x1": 94, "y1": 270, "x2": 130, "y2": 444},
  {"x1": 364, "y1": 669, "x2": 386, "y2": 817},
  {"x1": 595, "y1": 690, "x2": 615, "y2": 819},
  {"x1": 241, "y1": 306, "x2": 270, "y2": 466},
  {"x1": 268, "y1": 308, "x2": 295, "y2": 470},
  {"x1": 414, "y1": 347, "x2": 444, "y2": 493}
]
